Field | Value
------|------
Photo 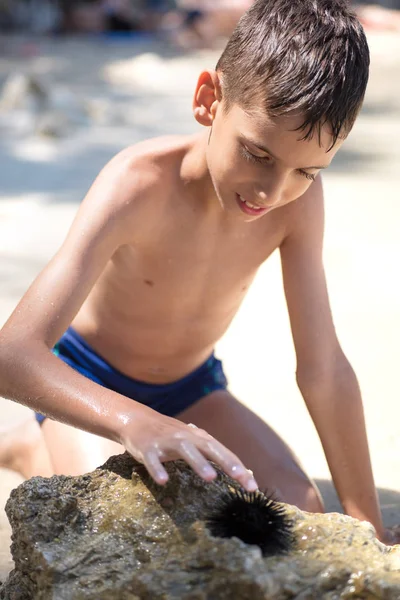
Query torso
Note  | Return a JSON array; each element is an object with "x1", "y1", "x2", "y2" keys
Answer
[{"x1": 72, "y1": 135, "x2": 294, "y2": 383}]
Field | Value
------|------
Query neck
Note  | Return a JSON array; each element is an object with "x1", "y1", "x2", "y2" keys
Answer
[{"x1": 180, "y1": 130, "x2": 221, "y2": 214}]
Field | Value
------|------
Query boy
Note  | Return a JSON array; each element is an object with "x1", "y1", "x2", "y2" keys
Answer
[{"x1": 0, "y1": 0, "x2": 396, "y2": 544}]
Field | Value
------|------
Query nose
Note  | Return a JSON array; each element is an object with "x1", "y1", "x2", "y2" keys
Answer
[{"x1": 254, "y1": 178, "x2": 284, "y2": 208}]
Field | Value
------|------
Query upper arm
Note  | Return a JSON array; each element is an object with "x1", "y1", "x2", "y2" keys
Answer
[
  {"x1": 280, "y1": 176, "x2": 343, "y2": 383},
  {"x1": 1, "y1": 149, "x2": 154, "y2": 348}
]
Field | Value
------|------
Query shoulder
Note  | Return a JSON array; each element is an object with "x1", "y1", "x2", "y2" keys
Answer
[
  {"x1": 63, "y1": 135, "x2": 190, "y2": 250},
  {"x1": 100, "y1": 135, "x2": 190, "y2": 200},
  {"x1": 82, "y1": 135, "x2": 191, "y2": 228}
]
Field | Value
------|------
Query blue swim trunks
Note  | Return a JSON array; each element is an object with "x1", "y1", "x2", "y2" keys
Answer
[{"x1": 35, "y1": 327, "x2": 228, "y2": 425}]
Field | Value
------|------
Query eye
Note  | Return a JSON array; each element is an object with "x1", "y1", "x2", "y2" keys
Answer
[
  {"x1": 240, "y1": 145, "x2": 271, "y2": 165},
  {"x1": 298, "y1": 170, "x2": 316, "y2": 182}
]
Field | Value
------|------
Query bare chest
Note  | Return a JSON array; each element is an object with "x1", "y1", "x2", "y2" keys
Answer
[
  {"x1": 102, "y1": 210, "x2": 286, "y2": 320},
  {"x1": 74, "y1": 205, "x2": 288, "y2": 377}
]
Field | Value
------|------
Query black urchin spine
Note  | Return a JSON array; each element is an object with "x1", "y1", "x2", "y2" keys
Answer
[{"x1": 206, "y1": 488, "x2": 294, "y2": 557}]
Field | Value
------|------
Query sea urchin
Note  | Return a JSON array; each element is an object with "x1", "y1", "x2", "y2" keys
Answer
[{"x1": 206, "y1": 488, "x2": 294, "y2": 557}]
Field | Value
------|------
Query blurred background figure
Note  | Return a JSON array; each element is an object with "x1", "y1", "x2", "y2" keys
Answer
[
  {"x1": 62, "y1": 1, "x2": 106, "y2": 33},
  {"x1": 62, "y1": 0, "x2": 145, "y2": 34},
  {"x1": 0, "y1": 0, "x2": 62, "y2": 33},
  {"x1": 354, "y1": 2, "x2": 400, "y2": 31},
  {"x1": 62, "y1": 0, "x2": 255, "y2": 47},
  {"x1": 164, "y1": 1, "x2": 254, "y2": 48},
  {"x1": 0, "y1": 0, "x2": 254, "y2": 41},
  {"x1": 1, "y1": 1, "x2": 400, "y2": 38}
]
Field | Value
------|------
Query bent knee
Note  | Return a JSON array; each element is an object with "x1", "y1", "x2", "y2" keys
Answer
[
  {"x1": 276, "y1": 469, "x2": 324, "y2": 513},
  {"x1": 301, "y1": 482, "x2": 325, "y2": 513},
  {"x1": 42, "y1": 419, "x2": 125, "y2": 477},
  {"x1": 290, "y1": 479, "x2": 324, "y2": 513}
]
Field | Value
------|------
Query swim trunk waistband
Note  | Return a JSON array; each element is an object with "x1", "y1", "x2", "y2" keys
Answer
[{"x1": 35, "y1": 327, "x2": 228, "y2": 424}]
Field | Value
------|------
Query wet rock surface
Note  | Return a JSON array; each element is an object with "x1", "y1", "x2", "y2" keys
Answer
[{"x1": 1, "y1": 453, "x2": 400, "y2": 599}]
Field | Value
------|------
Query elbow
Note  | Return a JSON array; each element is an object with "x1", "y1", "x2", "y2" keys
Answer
[
  {"x1": 296, "y1": 353, "x2": 355, "y2": 398},
  {"x1": 0, "y1": 332, "x2": 43, "y2": 400},
  {"x1": 0, "y1": 336, "x2": 24, "y2": 399},
  {"x1": 296, "y1": 369, "x2": 332, "y2": 399}
]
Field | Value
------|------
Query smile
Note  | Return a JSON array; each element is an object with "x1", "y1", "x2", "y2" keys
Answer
[
  {"x1": 236, "y1": 194, "x2": 272, "y2": 217},
  {"x1": 239, "y1": 195, "x2": 263, "y2": 210}
]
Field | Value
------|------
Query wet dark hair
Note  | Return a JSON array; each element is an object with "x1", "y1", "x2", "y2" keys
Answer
[{"x1": 216, "y1": 0, "x2": 370, "y2": 147}]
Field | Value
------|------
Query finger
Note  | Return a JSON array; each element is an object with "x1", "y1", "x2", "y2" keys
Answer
[
  {"x1": 199, "y1": 438, "x2": 258, "y2": 491},
  {"x1": 142, "y1": 449, "x2": 169, "y2": 485},
  {"x1": 187, "y1": 424, "x2": 213, "y2": 439},
  {"x1": 176, "y1": 439, "x2": 217, "y2": 481}
]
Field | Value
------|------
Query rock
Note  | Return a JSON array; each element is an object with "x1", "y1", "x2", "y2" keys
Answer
[
  {"x1": 84, "y1": 98, "x2": 126, "y2": 126},
  {"x1": 0, "y1": 73, "x2": 49, "y2": 114},
  {"x1": 0, "y1": 469, "x2": 24, "y2": 587},
  {"x1": 35, "y1": 110, "x2": 72, "y2": 139},
  {"x1": 0, "y1": 74, "x2": 89, "y2": 138},
  {"x1": 1, "y1": 453, "x2": 400, "y2": 599}
]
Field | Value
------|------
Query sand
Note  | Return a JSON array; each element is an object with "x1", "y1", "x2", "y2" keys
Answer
[{"x1": 0, "y1": 31, "x2": 400, "y2": 581}]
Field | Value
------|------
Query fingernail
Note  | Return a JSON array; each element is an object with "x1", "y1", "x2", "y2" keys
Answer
[
  {"x1": 246, "y1": 478, "x2": 259, "y2": 492},
  {"x1": 202, "y1": 465, "x2": 217, "y2": 478},
  {"x1": 157, "y1": 472, "x2": 168, "y2": 484}
]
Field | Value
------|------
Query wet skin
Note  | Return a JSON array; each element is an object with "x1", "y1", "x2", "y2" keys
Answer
[{"x1": 0, "y1": 71, "x2": 392, "y2": 542}]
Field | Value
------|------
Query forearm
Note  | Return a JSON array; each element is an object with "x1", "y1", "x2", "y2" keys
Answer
[
  {"x1": 299, "y1": 363, "x2": 384, "y2": 537},
  {"x1": 0, "y1": 339, "x2": 150, "y2": 444},
  {"x1": 0, "y1": 338, "x2": 260, "y2": 492}
]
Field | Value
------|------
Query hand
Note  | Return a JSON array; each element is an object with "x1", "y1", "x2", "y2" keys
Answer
[
  {"x1": 380, "y1": 526, "x2": 400, "y2": 546},
  {"x1": 119, "y1": 410, "x2": 259, "y2": 492}
]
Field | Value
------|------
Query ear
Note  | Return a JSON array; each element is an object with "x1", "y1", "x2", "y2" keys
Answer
[{"x1": 193, "y1": 71, "x2": 222, "y2": 127}]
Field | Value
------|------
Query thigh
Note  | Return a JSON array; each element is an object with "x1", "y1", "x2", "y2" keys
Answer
[
  {"x1": 177, "y1": 390, "x2": 323, "y2": 512},
  {"x1": 42, "y1": 419, "x2": 125, "y2": 477}
]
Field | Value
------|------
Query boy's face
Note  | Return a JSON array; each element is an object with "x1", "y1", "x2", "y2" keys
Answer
[{"x1": 204, "y1": 100, "x2": 343, "y2": 222}]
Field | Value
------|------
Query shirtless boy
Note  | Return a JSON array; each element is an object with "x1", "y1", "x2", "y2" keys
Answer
[{"x1": 0, "y1": 0, "x2": 396, "y2": 544}]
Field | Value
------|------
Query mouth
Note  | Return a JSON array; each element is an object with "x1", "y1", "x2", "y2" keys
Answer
[{"x1": 236, "y1": 194, "x2": 272, "y2": 217}]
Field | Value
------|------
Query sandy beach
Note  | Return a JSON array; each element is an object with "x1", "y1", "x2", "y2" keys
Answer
[{"x1": 1, "y1": 30, "x2": 400, "y2": 583}]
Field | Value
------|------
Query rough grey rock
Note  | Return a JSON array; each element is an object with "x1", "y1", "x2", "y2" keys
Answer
[
  {"x1": 1, "y1": 453, "x2": 400, "y2": 599},
  {"x1": 0, "y1": 74, "x2": 89, "y2": 138},
  {"x1": 0, "y1": 469, "x2": 24, "y2": 587},
  {"x1": 0, "y1": 73, "x2": 49, "y2": 114}
]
